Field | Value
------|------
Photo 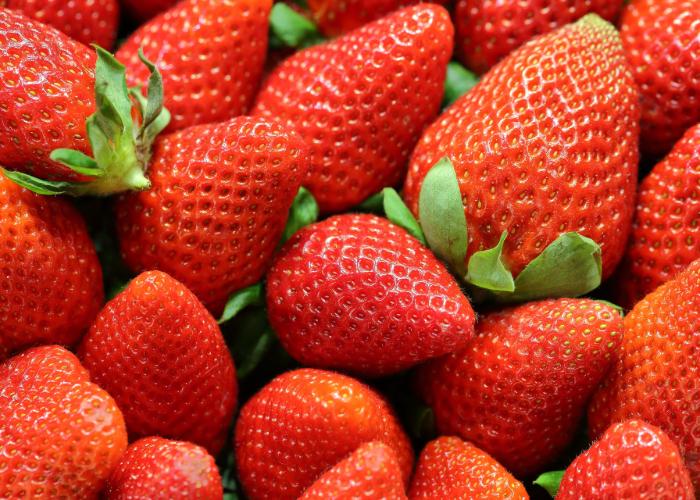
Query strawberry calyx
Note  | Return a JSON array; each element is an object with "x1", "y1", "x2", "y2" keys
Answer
[
  {"x1": 359, "y1": 187, "x2": 427, "y2": 245},
  {"x1": 269, "y1": 3, "x2": 325, "y2": 49},
  {"x1": 534, "y1": 470, "x2": 565, "y2": 498},
  {"x1": 442, "y1": 62, "x2": 478, "y2": 109}
]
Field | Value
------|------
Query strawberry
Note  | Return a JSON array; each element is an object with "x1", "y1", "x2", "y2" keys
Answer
[
  {"x1": 253, "y1": 4, "x2": 453, "y2": 213},
  {"x1": 115, "y1": 116, "x2": 307, "y2": 314},
  {"x1": 0, "y1": 345, "x2": 127, "y2": 498},
  {"x1": 417, "y1": 298, "x2": 623, "y2": 477},
  {"x1": 266, "y1": 213, "x2": 475, "y2": 376},
  {"x1": 409, "y1": 437, "x2": 528, "y2": 499},
  {"x1": 0, "y1": 175, "x2": 103, "y2": 357},
  {"x1": 120, "y1": 0, "x2": 178, "y2": 22},
  {"x1": 116, "y1": 0, "x2": 272, "y2": 132},
  {"x1": 235, "y1": 368, "x2": 413, "y2": 499},
  {"x1": 105, "y1": 437, "x2": 222, "y2": 500},
  {"x1": 620, "y1": 0, "x2": 700, "y2": 157},
  {"x1": 299, "y1": 441, "x2": 407, "y2": 499},
  {"x1": 77, "y1": 270, "x2": 237, "y2": 455},
  {"x1": 589, "y1": 258, "x2": 700, "y2": 488}
]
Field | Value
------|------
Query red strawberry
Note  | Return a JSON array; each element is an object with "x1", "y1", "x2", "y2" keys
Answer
[
  {"x1": 417, "y1": 298, "x2": 623, "y2": 477},
  {"x1": 409, "y1": 437, "x2": 528, "y2": 499},
  {"x1": 115, "y1": 116, "x2": 307, "y2": 314},
  {"x1": 557, "y1": 420, "x2": 694, "y2": 499},
  {"x1": 266, "y1": 213, "x2": 475, "y2": 376},
  {"x1": 78, "y1": 270, "x2": 237, "y2": 455},
  {"x1": 116, "y1": 0, "x2": 272, "y2": 132},
  {"x1": 253, "y1": 4, "x2": 453, "y2": 213},
  {"x1": 620, "y1": 0, "x2": 700, "y2": 157},
  {"x1": 589, "y1": 258, "x2": 700, "y2": 488},
  {"x1": 0, "y1": 345, "x2": 127, "y2": 498},
  {"x1": 299, "y1": 441, "x2": 407, "y2": 499},
  {"x1": 235, "y1": 368, "x2": 413, "y2": 499},
  {"x1": 0, "y1": 175, "x2": 103, "y2": 357},
  {"x1": 120, "y1": 0, "x2": 178, "y2": 21},
  {"x1": 106, "y1": 437, "x2": 222, "y2": 500}
]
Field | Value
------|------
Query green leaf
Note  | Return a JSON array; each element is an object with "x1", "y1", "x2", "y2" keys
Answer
[
  {"x1": 465, "y1": 231, "x2": 515, "y2": 292},
  {"x1": 281, "y1": 187, "x2": 319, "y2": 243},
  {"x1": 49, "y1": 149, "x2": 103, "y2": 177},
  {"x1": 443, "y1": 61, "x2": 478, "y2": 108},
  {"x1": 236, "y1": 326, "x2": 275, "y2": 379},
  {"x1": 534, "y1": 470, "x2": 565, "y2": 498},
  {"x1": 269, "y1": 3, "x2": 324, "y2": 49},
  {"x1": 383, "y1": 188, "x2": 427, "y2": 245},
  {"x1": 357, "y1": 190, "x2": 384, "y2": 213},
  {"x1": 218, "y1": 283, "x2": 265, "y2": 324},
  {"x1": 136, "y1": 48, "x2": 170, "y2": 145},
  {"x1": 1, "y1": 169, "x2": 75, "y2": 195},
  {"x1": 91, "y1": 45, "x2": 133, "y2": 141},
  {"x1": 418, "y1": 157, "x2": 468, "y2": 276}
]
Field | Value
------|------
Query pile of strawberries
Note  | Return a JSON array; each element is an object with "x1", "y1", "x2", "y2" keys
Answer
[{"x1": 1, "y1": 0, "x2": 700, "y2": 498}]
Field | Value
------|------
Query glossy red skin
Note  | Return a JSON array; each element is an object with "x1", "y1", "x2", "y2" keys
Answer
[
  {"x1": 106, "y1": 437, "x2": 222, "y2": 500},
  {"x1": 120, "y1": 0, "x2": 178, "y2": 21},
  {"x1": 405, "y1": 16, "x2": 639, "y2": 280},
  {"x1": 267, "y1": 214, "x2": 475, "y2": 376},
  {"x1": 614, "y1": 124, "x2": 700, "y2": 309},
  {"x1": 558, "y1": 420, "x2": 694, "y2": 499},
  {"x1": 253, "y1": 4, "x2": 453, "y2": 213},
  {"x1": 235, "y1": 368, "x2": 414, "y2": 499},
  {"x1": 0, "y1": 345, "x2": 127, "y2": 498},
  {"x1": 455, "y1": 0, "x2": 624, "y2": 74},
  {"x1": 0, "y1": 176, "x2": 103, "y2": 357},
  {"x1": 78, "y1": 271, "x2": 237, "y2": 455},
  {"x1": 115, "y1": 117, "x2": 307, "y2": 315},
  {"x1": 0, "y1": 8, "x2": 96, "y2": 180},
  {"x1": 409, "y1": 437, "x2": 527, "y2": 499},
  {"x1": 116, "y1": 0, "x2": 271, "y2": 132},
  {"x1": 589, "y1": 258, "x2": 700, "y2": 489},
  {"x1": 620, "y1": 0, "x2": 700, "y2": 157},
  {"x1": 418, "y1": 298, "x2": 623, "y2": 477}
]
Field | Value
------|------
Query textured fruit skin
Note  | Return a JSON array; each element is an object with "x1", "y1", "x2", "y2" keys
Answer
[
  {"x1": 558, "y1": 420, "x2": 694, "y2": 499},
  {"x1": 267, "y1": 213, "x2": 475, "y2": 376},
  {"x1": 409, "y1": 437, "x2": 528, "y2": 499},
  {"x1": 418, "y1": 298, "x2": 623, "y2": 477},
  {"x1": 78, "y1": 271, "x2": 237, "y2": 455},
  {"x1": 106, "y1": 437, "x2": 222, "y2": 500},
  {"x1": 253, "y1": 4, "x2": 453, "y2": 213},
  {"x1": 120, "y1": 0, "x2": 178, "y2": 21},
  {"x1": 116, "y1": 117, "x2": 307, "y2": 314},
  {"x1": 116, "y1": 0, "x2": 271, "y2": 132},
  {"x1": 0, "y1": 345, "x2": 127, "y2": 498},
  {"x1": 614, "y1": 124, "x2": 700, "y2": 309},
  {"x1": 299, "y1": 441, "x2": 407, "y2": 499},
  {"x1": 404, "y1": 15, "x2": 639, "y2": 279},
  {"x1": 0, "y1": 8, "x2": 96, "y2": 180},
  {"x1": 235, "y1": 368, "x2": 413, "y2": 499},
  {"x1": 589, "y1": 259, "x2": 700, "y2": 488},
  {"x1": 455, "y1": 0, "x2": 624, "y2": 74},
  {"x1": 0, "y1": 176, "x2": 103, "y2": 357},
  {"x1": 620, "y1": 0, "x2": 700, "y2": 157}
]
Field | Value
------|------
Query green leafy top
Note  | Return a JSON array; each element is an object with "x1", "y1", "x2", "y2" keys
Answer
[
  {"x1": 442, "y1": 61, "x2": 479, "y2": 108},
  {"x1": 534, "y1": 470, "x2": 565, "y2": 498},
  {"x1": 269, "y1": 3, "x2": 325, "y2": 49}
]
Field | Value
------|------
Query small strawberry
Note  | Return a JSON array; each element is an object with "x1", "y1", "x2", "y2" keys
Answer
[
  {"x1": 78, "y1": 270, "x2": 237, "y2": 455},
  {"x1": 409, "y1": 437, "x2": 528, "y2": 499},
  {"x1": 417, "y1": 298, "x2": 623, "y2": 477},
  {"x1": 105, "y1": 437, "x2": 222, "y2": 500},
  {"x1": 253, "y1": 4, "x2": 453, "y2": 213},
  {"x1": 120, "y1": 0, "x2": 178, "y2": 22},
  {"x1": 0, "y1": 345, "x2": 127, "y2": 498},
  {"x1": 235, "y1": 368, "x2": 413, "y2": 499}
]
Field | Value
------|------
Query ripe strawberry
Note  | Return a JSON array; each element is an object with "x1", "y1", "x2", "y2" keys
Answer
[
  {"x1": 116, "y1": 0, "x2": 272, "y2": 132},
  {"x1": 78, "y1": 270, "x2": 237, "y2": 455},
  {"x1": 417, "y1": 298, "x2": 623, "y2": 477},
  {"x1": 613, "y1": 123, "x2": 700, "y2": 309},
  {"x1": 589, "y1": 258, "x2": 700, "y2": 488},
  {"x1": 105, "y1": 437, "x2": 222, "y2": 500},
  {"x1": 120, "y1": 0, "x2": 178, "y2": 21},
  {"x1": 115, "y1": 116, "x2": 307, "y2": 314},
  {"x1": 0, "y1": 345, "x2": 127, "y2": 498},
  {"x1": 0, "y1": 176, "x2": 103, "y2": 357},
  {"x1": 404, "y1": 15, "x2": 639, "y2": 280},
  {"x1": 299, "y1": 441, "x2": 407, "y2": 499},
  {"x1": 266, "y1": 213, "x2": 475, "y2": 376},
  {"x1": 557, "y1": 420, "x2": 694, "y2": 499},
  {"x1": 235, "y1": 368, "x2": 413, "y2": 499},
  {"x1": 409, "y1": 437, "x2": 528, "y2": 499},
  {"x1": 253, "y1": 4, "x2": 453, "y2": 213},
  {"x1": 620, "y1": 0, "x2": 700, "y2": 157}
]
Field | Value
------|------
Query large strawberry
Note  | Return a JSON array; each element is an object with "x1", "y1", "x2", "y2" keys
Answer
[
  {"x1": 589, "y1": 258, "x2": 700, "y2": 488},
  {"x1": 620, "y1": 0, "x2": 700, "y2": 157},
  {"x1": 417, "y1": 298, "x2": 623, "y2": 477},
  {"x1": 235, "y1": 368, "x2": 413, "y2": 499},
  {"x1": 0, "y1": 345, "x2": 127, "y2": 498},
  {"x1": 78, "y1": 270, "x2": 237, "y2": 455},
  {"x1": 253, "y1": 4, "x2": 453, "y2": 213},
  {"x1": 115, "y1": 116, "x2": 307, "y2": 314}
]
